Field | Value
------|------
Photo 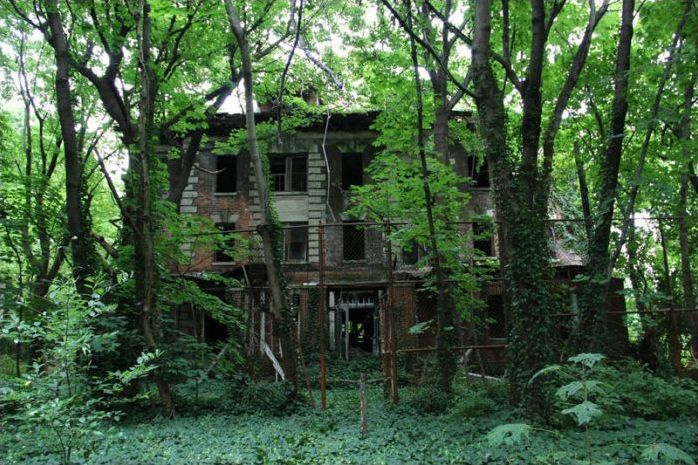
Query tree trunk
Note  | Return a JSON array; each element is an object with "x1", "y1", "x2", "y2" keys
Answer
[
  {"x1": 471, "y1": 0, "x2": 555, "y2": 415},
  {"x1": 224, "y1": 0, "x2": 298, "y2": 387},
  {"x1": 406, "y1": 2, "x2": 455, "y2": 395},
  {"x1": 627, "y1": 220, "x2": 658, "y2": 370},
  {"x1": 574, "y1": 0, "x2": 635, "y2": 353},
  {"x1": 43, "y1": 0, "x2": 95, "y2": 292},
  {"x1": 134, "y1": 0, "x2": 175, "y2": 417},
  {"x1": 678, "y1": 39, "x2": 697, "y2": 356},
  {"x1": 678, "y1": 176, "x2": 697, "y2": 357}
]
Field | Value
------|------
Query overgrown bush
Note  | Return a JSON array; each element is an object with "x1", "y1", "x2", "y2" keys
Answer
[
  {"x1": 448, "y1": 380, "x2": 508, "y2": 417},
  {"x1": 400, "y1": 385, "x2": 453, "y2": 414},
  {"x1": 595, "y1": 361, "x2": 698, "y2": 420},
  {"x1": 0, "y1": 279, "x2": 159, "y2": 465},
  {"x1": 487, "y1": 354, "x2": 696, "y2": 465}
]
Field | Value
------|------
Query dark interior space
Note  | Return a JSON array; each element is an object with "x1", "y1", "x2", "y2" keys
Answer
[
  {"x1": 343, "y1": 223, "x2": 366, "y2": 260},
  {"x1": 215, "y1": 155, "x2": 237, "y2": 192},
  {"x1": 342, "y1": 153, "x2": 364, "y2": 190},
  {"x1": 473, "y1": 221, "x2": 494, "y2": 257},
  {"x1": 467, "y1": 155, "x2": 490, "y2": 188},
  {"x1": 347, "y1": 307, "x2": 375, "y2": 353},
  {"x1": 486, "y1": 294, "x2": 506, "y2": 339},
  {"x1": 204, "y1": 313, "x2": 229, "y2": 344}
]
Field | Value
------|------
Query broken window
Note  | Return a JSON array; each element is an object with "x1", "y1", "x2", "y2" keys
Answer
[
  {"x1": 342, "y1": 153, "x2": 364, "y2": 190},
  {"x1": 284, "y1": 222, "x2": 308, "y2": 262},
  {"x1": 467, "y1": 155, "x2": 490, "y2": 188},
  {"x1": 214, "y1": 223, "x2": 236, "y2": 262},
  {"x1": 343, "y1": 222, "x2": 365, "y2": 261},
  {"x1": 215, "y1": 155, "x2": 237, "y2": 193},
  {"x1": 473, "y1": 220, "x2": 494, "y2": 257},
  {"x1": 270, "y1": 154, "x2": 307, "y2": 192}
]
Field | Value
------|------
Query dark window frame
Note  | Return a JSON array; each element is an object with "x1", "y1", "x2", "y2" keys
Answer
[
  {"x1": 270, "y1": 153, "x2": 308, "y2": 192},
  {"x1": 284, "y1": 222, "x2": 308, "y2": 263}
]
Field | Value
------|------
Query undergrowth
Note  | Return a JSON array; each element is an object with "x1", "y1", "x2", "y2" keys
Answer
[{"x1": 3, "y1": 357, "x2": 697, "y2": 464}]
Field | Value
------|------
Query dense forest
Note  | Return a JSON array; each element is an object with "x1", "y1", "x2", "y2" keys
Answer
[{"x1": 1, "y1": 0, "x2": 698, "y2": 464}]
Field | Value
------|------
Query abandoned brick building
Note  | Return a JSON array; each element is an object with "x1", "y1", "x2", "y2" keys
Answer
[{"x1": 175, "y1": 109, "x2": 626, "y2": 372}]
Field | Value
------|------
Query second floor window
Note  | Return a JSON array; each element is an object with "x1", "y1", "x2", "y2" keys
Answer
[
  {"x1": 284, "y1": 222, "x2": 308, "y2": 262},
  {"x1": 215, "y1": 155, "x2": 237, "y2": 193},
  {"x1": 270, "y1": 154, "x2": 307, "y2": 192}
]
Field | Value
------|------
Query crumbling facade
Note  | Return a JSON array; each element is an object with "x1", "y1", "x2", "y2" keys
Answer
[{"x1": 176, "y1": 110, "x2": 626, "y2": 373}]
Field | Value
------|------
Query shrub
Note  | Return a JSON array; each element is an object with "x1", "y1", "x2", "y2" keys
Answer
[
  {"x1": 449, "y1": 381, "x2": 507, "y2": 417},
  {"x1": 400, "y1": 386, "x2": 452, "y2": 414},
  {"x1": 0, "y1": 279, "x2": 159, "y2": 465},
  {"x1": 595, "y1": 361, "x2": 698, "y2": 420}
]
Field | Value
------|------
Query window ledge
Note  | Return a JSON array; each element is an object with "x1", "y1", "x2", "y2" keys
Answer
[
  {"x1": 212, "y1": 261, "x2": 236, "y2": 265},
  {"x1": 214, "y1": 192, "x2": 237, "y2": 196},
  {"x1": 274, "y1": 191, "x2": 308, "y2": 196}
]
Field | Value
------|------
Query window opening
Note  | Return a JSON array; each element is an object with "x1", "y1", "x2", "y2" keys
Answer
[
  {"x1": 342, "y1": 153, "x2": 363, "y2": 190},
  {"x1": 270, "y1": 154, "x2": 307, "y2": 192},
  {"x1": 343, "y1": 223, "x2": 365, "y2": 261},
  {"x1": 487, "y1": 294, "x2": 506, "y2": 339},
  {"x1": 473, "y1": 221, "x2": 494, "y2": 257},
  {"x1": 214, "y1": 223, "x2": 236, "y2": 262},
  {"x1": 467, "y1": 155, "x2": 490, "y2": 188},
  {"x1": 284, "y1": 222, "x2": 308, "y2": 262},
  {"x1": 215, "y1": 155, "x2": 237, "y2": 193}
]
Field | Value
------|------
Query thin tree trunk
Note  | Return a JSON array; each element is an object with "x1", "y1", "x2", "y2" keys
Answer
[
  {"x1": 405, "y1": 0, "x2": 455, "y2": 395},
  {"x1": 134, "y1": 0, "x2": 175, "y2": 417},
  {"x1": 223, "y1": 0, "x2": 298, "y2": 387},
  {"x1": 575, "y1": 0, "x2": 635, "y2": 352},
  {"x1": 573, "y1": 142, "x2": 593, "y2": 248}
]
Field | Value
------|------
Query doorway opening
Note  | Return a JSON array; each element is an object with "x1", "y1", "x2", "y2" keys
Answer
[{"x1": 333, "y1": 289, "x2": 380, "y2": 359}]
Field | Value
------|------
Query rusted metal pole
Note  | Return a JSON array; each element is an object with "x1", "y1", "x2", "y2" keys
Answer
[
  {"x1": 383, "y1": 220, "x2": 398, "y2": 404},
  {"x1": 359, "y1": 373, "x2": 368, "y2": 436},
  {"x1": 658, "y1": 219, "x2": 682, "y2": 375},
  {"x1": 318, "y1": 222, "x2": 327, "y2": 410}
]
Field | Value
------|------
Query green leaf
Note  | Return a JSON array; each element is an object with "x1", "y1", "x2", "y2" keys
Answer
[
  {"x1": 486, "y1": 423, "x2": 532, "y2": 446},
  {"x1": 556, "y1": 380, "x2": 604, "y2": 400},
  {"x1": 556, "y1": 381, "x2": 584, "y2": 400},
  {"x1": 561, "y1": 400, "x2": 603, "y2": 426},
  {"x1": 641, "y1": 444, "x2": 695, "y2": 464},
  {"x1": 567, "y1": 353, "x2": 606, "y2": 368},
  {"x1": 529, "y1": 364, "x2": 562, "y2": 383},
  {"x1": 408, "y1": 320, "x2": 433, "y2": 335}
]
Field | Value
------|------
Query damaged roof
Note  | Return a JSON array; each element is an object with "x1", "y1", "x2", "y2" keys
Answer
[{"x1": 207, "y1": 110, "x2": 472, "y2": 137}]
